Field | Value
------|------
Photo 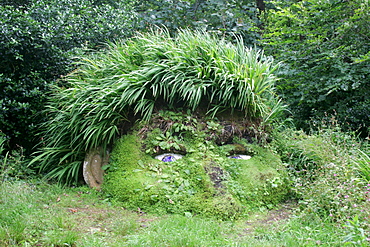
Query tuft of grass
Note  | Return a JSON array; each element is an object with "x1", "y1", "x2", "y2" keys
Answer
[
  {"x1": 0, "y1": 181, "x2": 36, "y2": 245},
  {"x1": 354, "y1": 149, "x2": 370, "y2": 182},
  {"x1": 124, "y1": 214, "x2": 235, "y2": 247},
  {"x1": 42, "y1": 230, "x2": 79, "y2": 246},
  {"x1": 0, "y1": 180, "x2": 143, "y2": 246}
]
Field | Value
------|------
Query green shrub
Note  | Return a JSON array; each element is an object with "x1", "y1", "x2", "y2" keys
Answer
[
  {"x1": 264, "y1": 0, "x2": 370, "y2": 136},
  {"x1": 0, "y1": 0, "x2": 136, "y2": 152},
  {"x1": 0, "y1": 133, "x2": 34, "y2": 181},
  {"x1": 271, "y1": 127, "x2": 370, "y2": 231},
  {"x1": 135, "y1": 0, "x2": 262, "y2": 44},
  {"x1": 0, "y1": 0, "x2": 31, "y2": 7}
]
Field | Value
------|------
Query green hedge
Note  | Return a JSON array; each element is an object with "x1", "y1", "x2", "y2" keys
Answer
[{"x1": 0, "y1": 0, "x2": 136, "y2": 152}]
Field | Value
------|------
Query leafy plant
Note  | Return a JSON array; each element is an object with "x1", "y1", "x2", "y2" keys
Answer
[
  {"x1": 0, "y1": 0, "x2": 136, "y2": 152},
  {"x1": 135, "y1": 0, "x2": 263, "y2": 44},
  {"x1": 354, "y1": 150, "x2": 370, "y2": 182},
  {"x1": 264, "y1": 0, "x2": 370, "y2": 136},
  {"x1": 147, "y1": 131, "x2": 182, "y2": 153},
  {"x1": 0, "y1": 133, "x2": 34, "y2": 181}
]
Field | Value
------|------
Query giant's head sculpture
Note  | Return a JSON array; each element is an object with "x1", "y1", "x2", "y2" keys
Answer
[
  {"x1": 83, "y1": 110, "x2": 289, "y2": 219},
  {"x1": 37, "y1": 29, "x2": 287, "y2": 219}
]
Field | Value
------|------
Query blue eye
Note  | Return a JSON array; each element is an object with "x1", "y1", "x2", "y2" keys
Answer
[
  {"x1": 155, "y1": 153, "x2": 184, "y2": 162},
  {"x1": 162, "y1": 155, "x2": 176, "y2": 162},
  {"x1": 228, "y1": 154, "x2": 252, "y2": 160}
]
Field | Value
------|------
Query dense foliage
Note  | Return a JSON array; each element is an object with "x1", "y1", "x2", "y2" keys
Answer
[
  {"x1": 2, "y1": 116, "x2": 370, "y2": 244},
  {"x1": 1, "y1": 0, "x2": 370, "y2": 244},
  {"x1": 135, "y1": 0, "x2": 264, "y2": 44},
  {"x1": 2, "y1": 0, "x2": 368, "y2": 154},
  {"x1": 31, "y1": 29, "x2": 284, "y2": 183},
  {"x1": 263, "y1": 0, "x2": 370, "y2": 135},
  {"x1": 0, "y1": 0, "x2": 136, "y2": 152},
  {"x1": 273, "y1": 127, "x2": 370, "y2": 218}
]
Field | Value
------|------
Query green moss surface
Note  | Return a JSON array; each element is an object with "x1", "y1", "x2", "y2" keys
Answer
[{"x1": 103, "y1": 113, "x2": 289, "y2": 220}]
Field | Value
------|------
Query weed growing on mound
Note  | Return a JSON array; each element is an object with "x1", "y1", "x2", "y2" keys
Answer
[{"x1": 103, "y1": 111, "x2": 289, "y2": 220}]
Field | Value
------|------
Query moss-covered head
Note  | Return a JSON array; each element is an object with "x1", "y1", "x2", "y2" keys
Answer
[{"x1": 103, "y1": 111, "x2": 289, "y2": 220}]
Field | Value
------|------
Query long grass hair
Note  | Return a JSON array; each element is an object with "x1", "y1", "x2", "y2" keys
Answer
[{"x1": 31, "y1": 28, "x2": 284, "y2": 184}]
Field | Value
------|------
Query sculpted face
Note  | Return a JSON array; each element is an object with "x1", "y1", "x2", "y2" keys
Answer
[{"x1": 83, "y1": 111, "x2": 289, "y2": 219}]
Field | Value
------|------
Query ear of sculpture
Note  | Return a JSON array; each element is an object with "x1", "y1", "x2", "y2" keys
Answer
[{"x1": 83, "y1": 147, "x2": 109, "y2": 190}]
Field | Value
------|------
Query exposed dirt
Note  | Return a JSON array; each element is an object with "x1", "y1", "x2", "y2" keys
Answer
[
  {"x1": 204, "y1": 164, "x2": 226, "y2": 194},
  {"x1": 243, "y1": 201, "x2": 298, "y2": 234}
]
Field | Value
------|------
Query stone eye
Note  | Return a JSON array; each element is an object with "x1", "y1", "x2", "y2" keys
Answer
[
  {"x1": 228, "y1": 154, "x2": 252, "y2": 160},
  {"x1": 155, "y1": 153, "x2": 184, "y2": 162}
]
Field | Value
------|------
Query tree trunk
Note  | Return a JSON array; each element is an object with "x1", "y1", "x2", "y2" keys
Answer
[{"x1": 256, "y1": 0, "x2": 265, "y2": 12}]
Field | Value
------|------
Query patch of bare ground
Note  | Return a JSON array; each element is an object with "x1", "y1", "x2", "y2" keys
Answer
[
  {"x1": 243, "y1": 201, "x2": 298, "y2": 234},
  {"x1": 45, "y1": 189, "x2": 298, "y2": 243},
  {"x1": 47, "y1": 190, "x2": 157, "y2": 237}
]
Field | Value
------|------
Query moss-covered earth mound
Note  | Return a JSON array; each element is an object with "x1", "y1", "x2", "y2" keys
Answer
[{"x1": 103, "y1": 111, "x2": 289, "y2": 220}]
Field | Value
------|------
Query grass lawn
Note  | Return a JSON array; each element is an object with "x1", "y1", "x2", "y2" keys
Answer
[{"x1": 0, "y1": 180, "x2": 353, "y2": 247}]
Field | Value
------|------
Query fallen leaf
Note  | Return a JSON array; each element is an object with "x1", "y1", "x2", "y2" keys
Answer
[{"x1": 68, "y1": 208, "x2": 78, "y2": 213}]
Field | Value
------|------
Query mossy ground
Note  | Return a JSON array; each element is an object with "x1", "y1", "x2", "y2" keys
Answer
[{"x1": 103, "y1": 112, "x2": 290, "y2": 220}]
